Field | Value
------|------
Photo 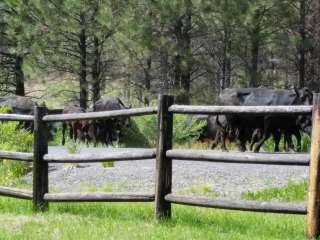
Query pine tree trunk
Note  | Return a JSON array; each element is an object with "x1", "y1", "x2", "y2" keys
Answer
[
  {"x1": 14, "y1": 55, "x2": 25, "y2": 96},
  {"x1": 92, "y1": 36, "x2": 100, "y2": 109},
  {"x1": 79, "y1": 13, "x2": 88, "y2": 110},
  {"x1": 174, "y1": 0, "x2": 192, "y2": 104},
  {"x1": 311, "y1": 0, "x2": 320, "y2": 90},
  {"x1": 222, "y1": 28, "x2": 232, "y2": 89},
  {"x1": 160, "y1": 46, "x2": 169, "y2": 94},
  {"x1": 225, "y1": 33, "x2": 232, "y2": 88},
  {"x1": 144, "y1": 57, "x2": 152, "y2": 106},
  {"x1": 298, "y1": 0, "x2": 306, "y2": 88},
  {"x1": 181, "y1": 0, "x2": 192, "y2": 105},
  {"x1": 250, "y1": 39, "x2": 259, "y2": 87}
]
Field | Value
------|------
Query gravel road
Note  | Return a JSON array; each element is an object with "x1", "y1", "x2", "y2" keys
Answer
[{"x1": 23, "y1": 147, "x2": 308, "y2": 199}]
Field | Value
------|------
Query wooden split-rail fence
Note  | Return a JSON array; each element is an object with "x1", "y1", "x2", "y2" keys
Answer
[{"x1": 0, "y1": 94, "x2": 320, "y2": 239}]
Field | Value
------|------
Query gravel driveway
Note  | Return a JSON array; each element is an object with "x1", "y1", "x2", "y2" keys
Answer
[{"x1": 23, "y1": 147, "x2": 309, "y2": 199}]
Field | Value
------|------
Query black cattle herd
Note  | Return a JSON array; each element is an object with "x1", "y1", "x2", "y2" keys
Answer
[
  {"x1": 0, "y1": 96, "x2": 130, "y2": 146},
  {"x1": 200, "y1": 87, "x2": 313, "y2": 152},
  {"x1": 0, "y1": 87, "x2": 315, "y2": 152},
  {"x1": 61, "y1": 96, "x2": 130, "y2": 146}
]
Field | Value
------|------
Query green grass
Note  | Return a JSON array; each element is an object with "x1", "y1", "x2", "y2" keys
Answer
[
  {"x1": 0, "y1": 198, "x2": 306, "y2": 240},
  {"x1": 177, "y1": 183, "x2": 219, "y2": 199},
  {"x1": 242, "y1": 181, "x2": 307, "y2": 203},
  {"x1": 0, "y1": 179, "x2": 310, "y2": 239}
]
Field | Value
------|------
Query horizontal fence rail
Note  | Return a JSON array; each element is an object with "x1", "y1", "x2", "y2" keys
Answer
[
  {"x1": 0, "y1": 113, "x2": 34, "y2": 121},
  {"x1": 0, "y1": 150, "x2": 33, "y2": 162},
  {"x1": 43, "y1": 192, "x2": 155, "y2": 202},
  {"x1": 44, "y1": 149, "x2": 156, "y2": 163},
  {"x1": 167, "y1": 150, "x2": 310, "y2": 166},
  {"x1": 165, "y1": 194, "x2": 307, "y2": 215},
  {"x1": 169, "y1": 105, "x2": 313, "y2": 115},
  {"x1": 42, "y1": 107, "x2": 158, "y2": 122},
  {"x1": 0, "y1": 186, "x2": 32, "y2": 200}
]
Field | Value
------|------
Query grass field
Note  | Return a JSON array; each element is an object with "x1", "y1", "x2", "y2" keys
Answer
[
  {"x1": 0, "y1": 198, "x2": 306, "y2": 240},
  {"x1": 0, "y1": 180, "x2": 309, "y2": 240}
]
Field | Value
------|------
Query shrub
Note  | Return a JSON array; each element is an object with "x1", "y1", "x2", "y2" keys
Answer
[
  {"x1": 0, "y1": 106, "x2": 33, "y2": 185},
  {"x1": 122, "y1": 114, "x2": 207, "y2": 148},
  {"x1": 173, "y1": 114, "x2": 207, "y2": 144},
  {"x1": 121, "y1": 115, "x2": 157, "y2": 147}
]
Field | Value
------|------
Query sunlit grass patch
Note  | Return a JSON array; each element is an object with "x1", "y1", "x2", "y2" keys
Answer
[
  {"x1": 177, "y1": 183, "x2": 219, "y2": 199},
  {"x1": 241, "y1": 181, "x2": 307, "y2": 203}
]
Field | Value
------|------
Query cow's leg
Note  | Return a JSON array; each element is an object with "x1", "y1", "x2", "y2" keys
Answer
[
  {"x1": 285, "y1": 129, "x2": 297, "y2": 152},
  {"x1": 69, "y1": 123, "x2": 74, "y2": 141},
  {"x1": 294, "y1": 129, "x2": 301, "y2": 152},
  {"x1": 73, "y1": 122, "x2": 78, "y2": 142},
  {"x1": 250, "y1": 129, "x2": 261, "y2": 151},
  {"x1": 283, "y1": 130, "x2": 292, "y2": 152},
  {"x1": 220, "y1": 129, "x2": 228, "y2": 152},
  {"x1": 115, "y1": 129, "x2": 120, "y2": 147},
  {"x1": 253, "y1": 132, "x2": 270, "y2": 153},
  {"x1": 84, "y1": 124, "x2": 91, "y2": 146},
  {"x1": 103, "y1": 120, "x2": 112, "y2": 146},
  {"x1": 236, "y1": 127, "x2": 247, "y2": 152},
  {"x1": 253, "y1": 119, "x2": 270, "y2": 153},
  {"x1": 106, "y1": 130, "x2": 113, "y2": 146},
  {"x1": 272, "y1": 130, "x2": 281, "y2": 152},
  {"x1": 62, "y1": 122, "x2": 66, "y2": 145},
  {"x1": 210, "y1": 131, "x2": 220, "y2": 150},
  {"x1": 93, "y1": 121, "x2": 99, "y2": 147},
  {"x1": 283, "y1": 131, "x2": 289, "y2": 152}
]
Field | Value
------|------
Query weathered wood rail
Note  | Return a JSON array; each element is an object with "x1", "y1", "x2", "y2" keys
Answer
[{"x1": 0, "y1": 94, "x2": 319, "y2": 239}]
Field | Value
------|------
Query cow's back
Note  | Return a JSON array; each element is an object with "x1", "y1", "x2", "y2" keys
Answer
[
  {"x1": 94, "y1": 96, "x2": 127, "y2": 112},
  {"x1": 0, "y1": 96, "x2": 35, "y2": 114},
  {"x1": 219, "y1": 88, "x2": 297, "y2": 106}
]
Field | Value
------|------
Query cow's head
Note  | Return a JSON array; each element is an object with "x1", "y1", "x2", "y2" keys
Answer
[
  {"x1": 294, "y1": 87, "x2": 313, "y2": 135},
  {"x1": 294, "y1": 87, "x2": 313, "y2": 105}
]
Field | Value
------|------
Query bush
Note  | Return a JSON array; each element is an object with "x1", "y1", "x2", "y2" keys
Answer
[
  {"x1": 122, "y1": 114, "x2": 207, "y2": 148},
  {"x1": 0, "y1": 106, "x2": 33, "y2": 185},
  {"x1": 121, "y1": 115, "x2": 156, "y2": 147},
  {"x1": 173, "y1": 114, "x2": 207, "y2": 144}
]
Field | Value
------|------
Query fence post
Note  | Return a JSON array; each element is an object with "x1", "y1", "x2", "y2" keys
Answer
[
  {"x1": 33, "y1": 105, "x2": 49, "y2": 212},
  {"x1": 307, "y1": 93, "x2": 320, "y2": 239},
  {"x1": 155, "y1": 94, "x2": 174, "y2": 219}
]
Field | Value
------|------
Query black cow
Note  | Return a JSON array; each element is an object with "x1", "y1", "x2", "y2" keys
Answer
[
  {"x1": 93, "y1": 96, "x2": 130, "y2": 146},
  {"x1": 207, "y1": 115, "x2": 237, "y2": 151},
  {"x1": 218, "y1": 87, "x2": 313, "y2": 152},
  {"x1": 61, "y1": 105, "x2": 88, "y2": 145},
  {"x1": 0, "y1": 96, "x2": 36, "y2": 130},
  {"x1": 0, "y1": 96, "x2": 36, "y2": 115}
]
